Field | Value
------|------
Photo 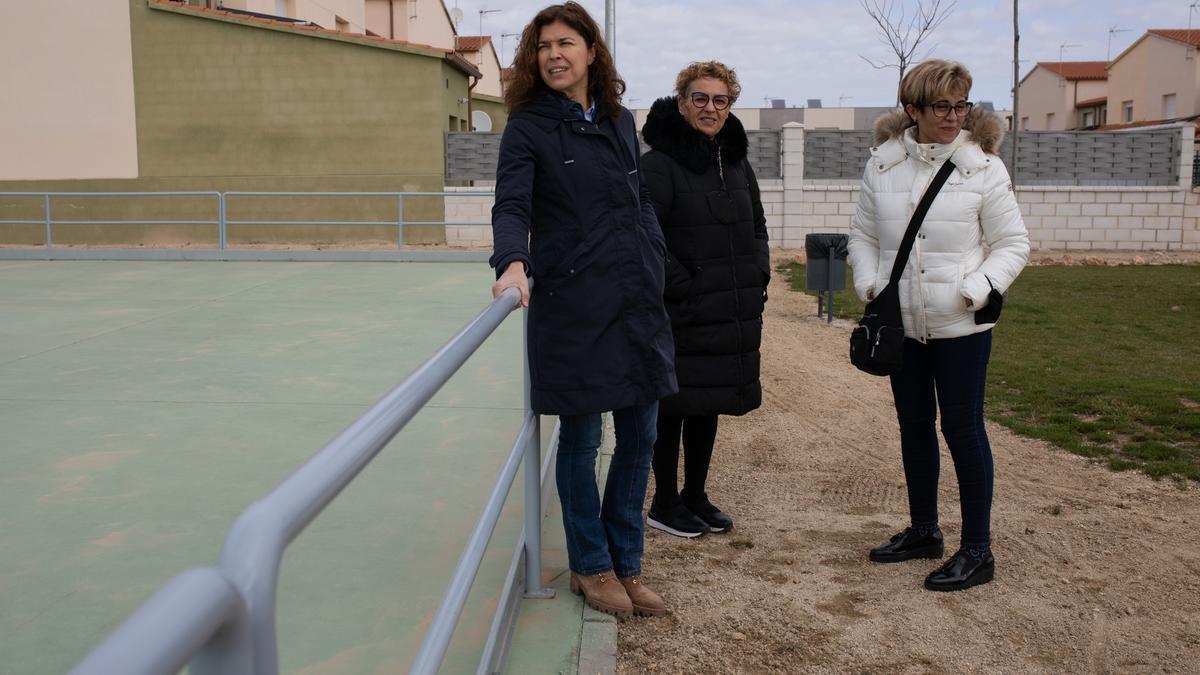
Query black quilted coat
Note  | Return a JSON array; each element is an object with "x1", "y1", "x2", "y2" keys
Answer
[{"x1": 641, "y1": 96, "x2": 770, "y2": 417}]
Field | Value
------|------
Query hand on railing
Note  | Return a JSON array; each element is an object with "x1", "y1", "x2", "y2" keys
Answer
[{"x1": 491, "y1": 261, "x2": 529, "y2": 308}]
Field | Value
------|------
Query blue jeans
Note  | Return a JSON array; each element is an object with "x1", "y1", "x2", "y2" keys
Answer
[
  {"x1": 889, "y1": 330, "x2": 994, "y2": 549},
  {"x1": 556, "y1": 402, "x2": 657, "y2": 577}
]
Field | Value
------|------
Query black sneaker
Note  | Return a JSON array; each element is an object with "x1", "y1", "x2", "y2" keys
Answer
[
  {"x1": 924, "y1": 549, "x2": 995, "y2": 592},
  {"x1": 682, "y1": 495, "x2": 733, "y2": 533},
  {"x1": 647, "y1": 499, "x2": 708, "y2": 538},
  {"x1": 868, "y1": 526, "x2": 944, "y2": 563}
]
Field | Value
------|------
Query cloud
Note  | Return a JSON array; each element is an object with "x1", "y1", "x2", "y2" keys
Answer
[{"x1": 449, "y1": 0, "x2": 1197, "y2": 109}]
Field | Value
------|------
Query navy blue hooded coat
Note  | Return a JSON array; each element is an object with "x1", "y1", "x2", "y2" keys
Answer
[{"x1": 490, "y1": 93, "x2": 678, "y2": 416}]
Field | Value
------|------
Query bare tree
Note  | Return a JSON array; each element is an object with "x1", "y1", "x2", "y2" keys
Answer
[{"x1": 859, "y1": 0, "x2": 957, "y2": 105}]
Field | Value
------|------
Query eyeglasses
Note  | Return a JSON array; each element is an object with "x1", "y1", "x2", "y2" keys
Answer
[
  {"x1": 926, "y1": 100, "x2": 973, "y2": 118},
  {"x1": 688, "y1": 92, "x2": 732, "y2": 111}
]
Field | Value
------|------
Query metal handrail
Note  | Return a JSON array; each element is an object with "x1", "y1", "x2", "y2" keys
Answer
[
  {"x1": 70, "y1": 284, "x2": 554, "y2": 674},
  {"x1": 0, "y1": 190, "x2": 495, "y2": 255}
]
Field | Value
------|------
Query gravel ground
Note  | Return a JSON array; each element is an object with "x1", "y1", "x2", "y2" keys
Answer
[{"x1": 618, "y1": 252, "x2": 1200, "y2": 674}]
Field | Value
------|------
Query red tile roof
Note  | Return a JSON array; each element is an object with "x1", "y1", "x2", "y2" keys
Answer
[
  {"x1": 1037, "y1": 61, "x2": 1108, "y2": 80},
  {"x1": 1148, "y1": 29, "x2": 1200, "y2": 47},
  {"x1": 455, "y1": 35, "x2": 492, "y2": 52}
]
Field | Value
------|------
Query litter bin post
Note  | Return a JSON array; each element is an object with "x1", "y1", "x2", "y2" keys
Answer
[{"x1": 804, "y1": 233, "x2": 849, "y2": 322}]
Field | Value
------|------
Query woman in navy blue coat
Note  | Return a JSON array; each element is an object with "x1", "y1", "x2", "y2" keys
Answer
[{"x1": 488, "y1": 2, "x2": 676, "y2": 620}]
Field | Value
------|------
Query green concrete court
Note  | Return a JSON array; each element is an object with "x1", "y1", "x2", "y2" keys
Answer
[{"x1": 0, "y1": 260, "x2": 591, "y2": 673}]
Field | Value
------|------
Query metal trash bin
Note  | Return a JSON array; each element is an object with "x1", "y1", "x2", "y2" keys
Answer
[{"x1": 804, "y1": 233, "x2": 849, "y2": 322}]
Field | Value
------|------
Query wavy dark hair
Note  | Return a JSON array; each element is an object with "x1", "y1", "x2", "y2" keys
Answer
[{"x1": 503, "y1": 2, "x2": 625, "y2": 118}]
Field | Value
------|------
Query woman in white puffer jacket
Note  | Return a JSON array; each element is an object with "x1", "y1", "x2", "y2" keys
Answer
[{"x1": 849, "y1": 59, "x2": 1029, "y2": 593}]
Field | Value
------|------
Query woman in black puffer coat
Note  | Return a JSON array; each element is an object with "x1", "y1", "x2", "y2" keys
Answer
[{"x1": 640, "y1": 61, "x2": 770, "y2": 538}]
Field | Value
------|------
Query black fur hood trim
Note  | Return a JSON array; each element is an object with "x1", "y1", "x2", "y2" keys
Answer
[{"x1": 642, "y1": 96, "x2": 749, "y2": 174}]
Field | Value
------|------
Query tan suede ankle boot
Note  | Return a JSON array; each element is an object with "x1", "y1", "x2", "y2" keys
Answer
[
  {"x1": 570, "y1": 571, "x2": 632, "y2": 619},
  {"x1": 618, "y1": 575, "x2": 667, "y2": 617}
]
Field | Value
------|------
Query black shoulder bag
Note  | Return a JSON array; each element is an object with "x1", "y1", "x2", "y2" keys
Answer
[{"x1": 849, "y1": 160, "x2": 956, "y2": 376}]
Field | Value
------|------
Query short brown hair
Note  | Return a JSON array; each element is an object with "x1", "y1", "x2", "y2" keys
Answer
[
  {"x1": 504, "y1": 2, "x2": 625, "y2": 117},
  {"x1": 898, "y1": 59, "x2": 973, "y2": 107},
  {"x1": 674, "y1": 60, "x2": 741, "y2": 102}
]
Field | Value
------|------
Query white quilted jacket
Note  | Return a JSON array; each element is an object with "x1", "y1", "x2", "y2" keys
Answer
[{"x1": 848, "y1": 123, "x2": 1030, "y2": 342}]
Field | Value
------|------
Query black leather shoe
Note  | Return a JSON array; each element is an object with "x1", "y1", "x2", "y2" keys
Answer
[
  {"x1": 868, "y1": 527, "x2": 944, "y2": 563},
  {"x1": 924, "y1": 549, "x2": 995, "y2": 592},
  {"x1": 683, "y1": 494, "x2": 733, "y2": 533}
]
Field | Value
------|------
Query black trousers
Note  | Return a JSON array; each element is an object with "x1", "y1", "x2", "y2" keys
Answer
[
  {"x1": 652, "y1": 413, "x2": 719, "y2": 504},
  {"x1": 889, "y1": 330, "x2": 994, "y2": 548}
]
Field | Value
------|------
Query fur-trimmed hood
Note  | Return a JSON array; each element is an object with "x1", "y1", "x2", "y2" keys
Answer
[
  {"x1": 869, "y1": 105, "x2": 1005, "y2": 178},
  {"x1": 872, "y1": 105, "x2": 1005, "y2": 155},
  {"x1": 642, "y1": 96, "x2": 748, "y2": 174}
]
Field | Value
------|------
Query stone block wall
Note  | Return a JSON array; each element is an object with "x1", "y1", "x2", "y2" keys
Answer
[{"x1": 442, "y1": 122, "x2": 1198, "y2": 252}]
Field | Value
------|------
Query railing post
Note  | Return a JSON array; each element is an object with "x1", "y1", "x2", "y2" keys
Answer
[
  {"x1": 522, "y1": 305, "x2": 555, "y2": 600},
  {"x1": 44, "y1": 194, "x2": 52, "y2": 249},
  {"x1": 219, "y1": 193, "x2": 227, "y2": 251},
  {"x1": 397, "y1": 194, "x2": 404, "y2": 251}
]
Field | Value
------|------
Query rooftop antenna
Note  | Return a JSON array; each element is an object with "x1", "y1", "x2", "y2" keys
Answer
[
  {"x1": 449, "y1": 6, "x2": 464, "y2": 28},
  {"x1": 1106, "y1": 26, "x2": 1130, "y2": 61},
  {"x1": 1189, "y1": 3, "x2": 1200, "y2": 59},
  {"x1": 838, "y1": 95, "x2": 853, "y2": 106},
  {"x1": 479, "y1": 7, "x2": 501, "y2": 39},
  {"x1": 1057, "y1": 42, "x2": 1080, "y2": 87},
  {"x1": 500, "y1": 32, "x2": 520, "y2": 66}
]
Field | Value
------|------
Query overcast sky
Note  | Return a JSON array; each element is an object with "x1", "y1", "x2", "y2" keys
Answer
[{"x1": 446, "y1": 0, "x2": 1198, "y2": 110}]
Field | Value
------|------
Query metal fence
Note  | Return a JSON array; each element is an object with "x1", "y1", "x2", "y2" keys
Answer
[
  {"x1": 803, "y1": 127, "x2": 1184, "y2": 186},
  {"x1": 0, "y1": 191, "x2": 494, "y2": 262},
  {"x1": 70, "y1": 286, "x2": 558, "y2": 675}
]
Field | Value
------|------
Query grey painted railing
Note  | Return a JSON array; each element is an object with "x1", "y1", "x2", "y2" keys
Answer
[
  {"x1": 71, "y1": 284, "x2": 558, "y2": 675},
  {"x1": 0, "y1": 191, "x2": 494, "y2": 262}
]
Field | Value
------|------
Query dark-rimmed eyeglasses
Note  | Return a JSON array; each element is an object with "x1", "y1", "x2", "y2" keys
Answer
[
  {"x1": 688, "y1": 92, "x2": 732, "y2": 111},
  {"x1": 926, "y1": 100, "x2": 973, "y2": 118}
]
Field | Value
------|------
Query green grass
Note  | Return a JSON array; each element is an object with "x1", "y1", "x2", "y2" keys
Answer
[{"x1": 778, "y1": 261, "x2": 1200, "y2": 484}]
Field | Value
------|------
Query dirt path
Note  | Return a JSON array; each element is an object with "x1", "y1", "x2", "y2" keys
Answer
[{"x1": 618, "y1": 255, "x2": 1200, "y2": 673}]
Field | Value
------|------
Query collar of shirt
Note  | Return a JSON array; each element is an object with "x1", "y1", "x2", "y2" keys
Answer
[{"x1": 561, "y1": 98, "x2": 596, "y2": 123}]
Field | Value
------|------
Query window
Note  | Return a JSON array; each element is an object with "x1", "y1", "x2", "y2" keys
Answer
[
  {"x1": 1046, "y1": 112, "x2": 1056, "y2": 130},
  {"x1": 1082, "y1": 110, "x2": 1094, "y2": 127},
  {"x1": 1122, "y1": 100, "x2": 1133, "y2": 123},
  {"x1": 1021, "y1": 117, "x2": 1029, "y2": 130},
  {"x1": 1164, "y1": 93, "x2": 1177, "y2": 118}
]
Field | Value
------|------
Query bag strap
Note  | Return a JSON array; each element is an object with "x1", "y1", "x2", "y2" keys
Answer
[{"x1": 888, "y1": 159, "x2": 957, "y2": 288}]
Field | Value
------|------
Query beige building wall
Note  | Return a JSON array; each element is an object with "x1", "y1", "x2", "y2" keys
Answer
[
  {"x1": 731, "y1": 107, "x2": 761, "y2": 130},
  {"x1": 804, "y1": 108, "x2": 856, "y2": 130},
  {"x1": 0, "y1": 0, "x2": 139, "y2": 180},
  {"x1": 402, "y1": 0, "x2": 457, "y2": 48},
  {"x1": 1017, "y1": 67, "x2": 1073, "y2": 131},
  {"x1": 1109, "y1": 35, "x2": 1200, "y2": 124},
  {"x1": 471, "y1": 43, "x2": 503, "y2": 98}
]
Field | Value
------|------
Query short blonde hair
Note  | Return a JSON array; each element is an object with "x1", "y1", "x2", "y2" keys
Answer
[
  {"x1": 674, "y1": 61, "x2": 741, "y2": 102},
  {"x1": 898, "y1": 59, "x2": 972, "y2": 107}
]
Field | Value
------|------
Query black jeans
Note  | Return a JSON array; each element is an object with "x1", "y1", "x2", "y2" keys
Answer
[
  {"x1": 889, "y1": 330, "x2": 994, "y2": 549},
  {"x1": 652, "y1": 413, "x2": 719, "y2": 504}
]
